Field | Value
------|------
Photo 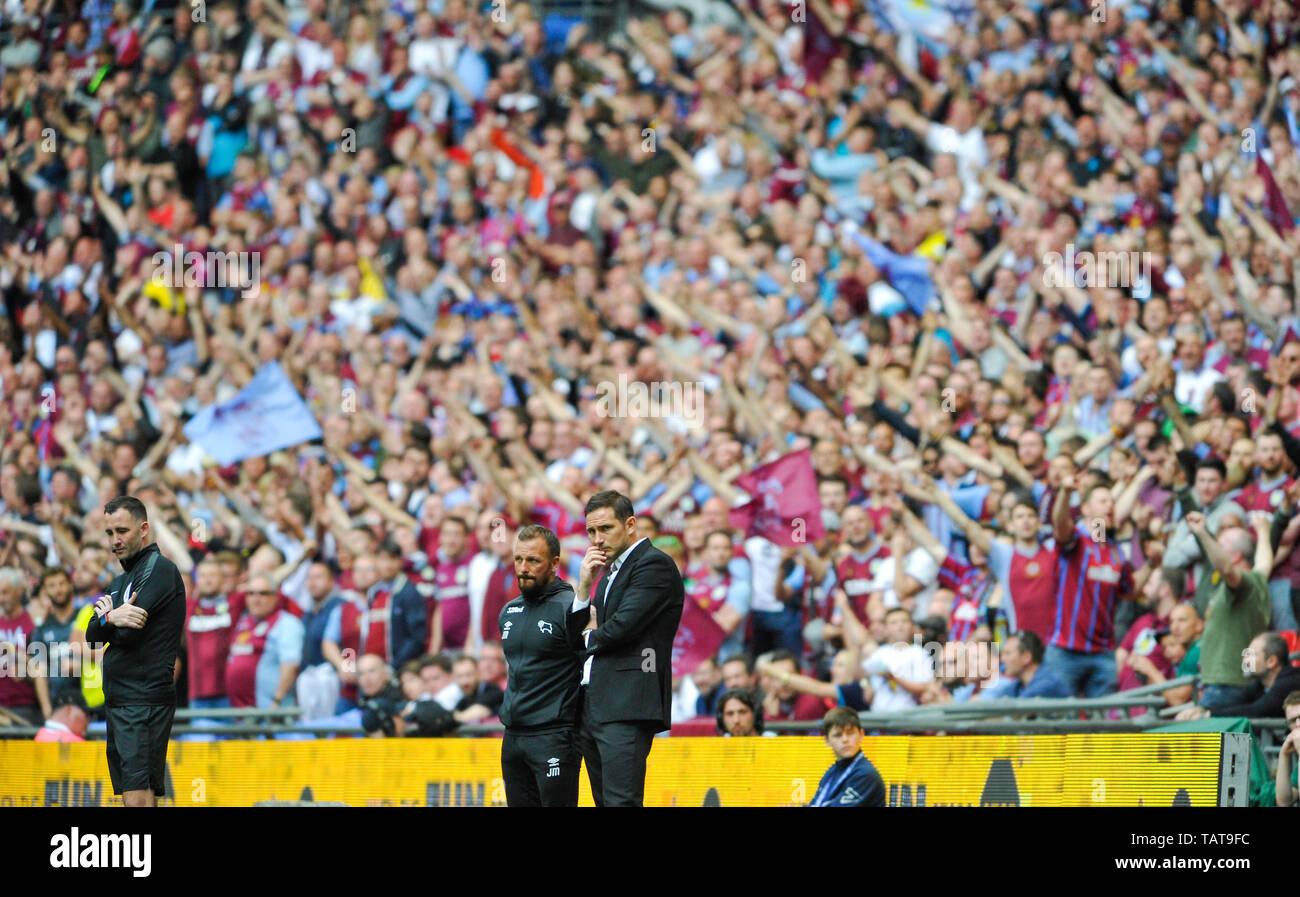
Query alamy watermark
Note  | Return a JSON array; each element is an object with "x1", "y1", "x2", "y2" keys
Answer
[
  {"x1": 49, "y1": 829, "x2": 151, "y2": 877},
  {"x1": 593, "y1": 374, "x2": 705, "y2": 424},
  {"x1": 151, "y1": 243, "x2": 261, "y2": 298},
  {"x1": 1, "y1": 640, "x2": 104, "y2": 685},
  {"x1": 866, "y1": 636, "x2": 1003, "y2": 685},
  {"x1": 1042, "y1": 244, "x2": 1150, "y2": 289}
]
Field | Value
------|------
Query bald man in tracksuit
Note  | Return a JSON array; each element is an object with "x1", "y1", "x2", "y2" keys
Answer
[{"x1": 498, "y1": 525, "x2": 589, "y2": 807}]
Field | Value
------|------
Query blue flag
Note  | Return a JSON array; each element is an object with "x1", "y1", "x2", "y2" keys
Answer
[
  {"x1": 183, "y1": 361, "x2": 323, "y2": 466},
  {"x1": 849, "y1": 231, "x2": 936, "y2": 315}
]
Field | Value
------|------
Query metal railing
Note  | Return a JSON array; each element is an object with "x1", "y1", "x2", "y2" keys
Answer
[
  {"x1": 0, "y1": 706, "x2": 311, "y2": 740},
  {"x1": 3, "y1": 670, "x2": 1293, "y2": 758},
  {"x1": 0, "y1": 673, "x2": 1222, "y2": 737}
]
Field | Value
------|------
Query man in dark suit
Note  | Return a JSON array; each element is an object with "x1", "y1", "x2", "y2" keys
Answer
[{"x1": 574, "y1": 490, "x2": 685, "y2": 807}]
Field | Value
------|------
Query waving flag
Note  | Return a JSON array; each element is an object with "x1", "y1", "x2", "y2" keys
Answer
[
  {"x1": 183, "y1": 361, "x2": 322, "y2": 465},
  {"x1": 728, "y1": 448, "x2": 826, "y2": 546},
  {"x1": 671, "y1": 597, "x2": 727, "y2": 677},
  {"x1": 1257, "y1": 155, "x2": 1296, "y2": 235},
  {"x1": 803, "y1": 6, "x2": 840, "y2": 84},
  {"x1": 847, "y1": 229, "x2": 936, "y2": 315}
]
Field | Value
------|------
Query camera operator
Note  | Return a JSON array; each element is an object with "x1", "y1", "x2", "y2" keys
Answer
[
  {"x1": 357, "y1": 654, "x2": 406, "y2": 738},
  {"x1": 358, "y1": 652, "x2": 460, "y2": 737}
]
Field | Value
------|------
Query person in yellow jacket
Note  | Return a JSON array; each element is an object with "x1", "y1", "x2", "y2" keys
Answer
[{"x1": 67, "y1": 603, "x2": 106, "y2": 716}]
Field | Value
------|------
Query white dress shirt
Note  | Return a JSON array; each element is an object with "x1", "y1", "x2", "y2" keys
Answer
[{"x1": 573, "y1": 537, "x2": 648, "y2": 685}]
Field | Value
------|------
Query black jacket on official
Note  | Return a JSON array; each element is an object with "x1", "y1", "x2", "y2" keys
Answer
[
  {"x1": 85, "y1": 543, "x2": 186, "y2": 707},
  {"x1": 498, "y1": 575, "x2": 588, "y2": 731}
]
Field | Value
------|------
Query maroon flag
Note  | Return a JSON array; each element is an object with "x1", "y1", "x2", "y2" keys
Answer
[
  {"x1": 671, "y1": 596, "x2": 727, "y2": 677},
  {"x1": 1257, "y1": 155, "x2": 1296, "y2": 235},
  {"x1": 803, "y1": 6, "x2": 840, "y2": 85},
  {"x1": 728, "y1": 448, "x2": 827, "y2": 546}
]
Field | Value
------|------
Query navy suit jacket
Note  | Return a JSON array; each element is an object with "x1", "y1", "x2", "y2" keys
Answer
[{"x1": 583, "y1": 539, "x2": 685, "y2": 731}]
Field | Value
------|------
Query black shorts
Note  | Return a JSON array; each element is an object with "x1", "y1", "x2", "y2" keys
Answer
[{"x1": 105, "y1": 704, "x2": 176, "y2": 796}]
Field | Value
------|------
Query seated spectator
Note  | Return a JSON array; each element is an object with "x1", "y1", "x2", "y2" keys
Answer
[
  {"x1": 477, "y1": 641, "x2": 509, "y2": 693},
  {"x1": 691, "y1": 656, "x2": 726, "y2": 718},
  {"x1": 807, "y1": 707, "x2": 886, "y2": 807},
  {"x1": 1156, "y1": 631, "x2": 1189, "y2": 673},
  {"x1": 757, "y1": 649, "x2": 830, "y2": 724},
  {"x1": 34, "y1": 692, "x2": 91, "y2": 743},
  {"x1": 451, "y1": 654, "x2": 504, "y2": 722},
  {"x1": 715, "y1": 688, "x2": 773, "y2": 737},
  {"x1": 981, "y1": 631, "x2": 1071, "y2": 700},
  {"x1": 418, "y1": 653, "x2": 463, "y2": 711},
  {"x1": 397, "y1": 697, "x2": 459, "y2": 737},
  {"x1": 924, "y1": 638, "x2": 999, "y2": 704},
  {"x1": 358, "y1": 654, "x2": 407, "y2": 738},
  {"x1": 1165, "y1": 603, "x2": 1205, "y2": 707},
  {"x1": 398, "y1": 659, "x2": 426, "y2": 701},
  {"x1": 1178, "y1": 633, "x2": 1300, "y2": 720},
  {"x1": 761, "y1": 648, "x2": 875, "y2": 713},
  {"x1": 720, "y1": 653, "x2": 760, "y2": 697}
]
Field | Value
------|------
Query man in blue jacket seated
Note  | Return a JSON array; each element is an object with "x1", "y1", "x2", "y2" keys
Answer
[
  {"x1": 980, "y1": 630, "x2": 1071, "y2": 700},
  {"x1": 807, "y1": 707, "x2": 886, "y2": 807}
]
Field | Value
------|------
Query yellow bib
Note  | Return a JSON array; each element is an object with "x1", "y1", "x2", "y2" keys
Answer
[{"x1": 74, "y1": 604, "x2": 105, "y2": 709}]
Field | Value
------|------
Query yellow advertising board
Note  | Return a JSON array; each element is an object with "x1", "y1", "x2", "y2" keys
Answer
[{"x1": 0, "y1": 733, "x2": 1222, "y2": 807}]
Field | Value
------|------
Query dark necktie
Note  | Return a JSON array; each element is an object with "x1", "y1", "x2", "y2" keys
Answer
[{"x1": 599, "y1": 556, "x2": 623, "y2": 614}]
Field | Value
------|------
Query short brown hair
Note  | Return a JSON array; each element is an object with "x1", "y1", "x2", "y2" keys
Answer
[
  {"x1": 104, "y1": 495, "x2": 147, "y2": 522},
  {"x1": 584, "y1": 490, "x2": 634, "y2": 521},
  {"x1": 398, "y1": 659, "x2": 422, "y2": 678},
  {"x1": 515, "y1": 524, "x2": 560, "y2": 559},
  {"x1": 1283, "y1": 691, "x2": 1300, "y2": 710},
  {"x1": 38, "y1": 567, "x2": 70, "y2": 591},
  {"x1": 823, "y1": 706, "x2": 861, "y2": 734},
  {"x1": 419, "y1": 653, "x2": 452, "y2": 674}
]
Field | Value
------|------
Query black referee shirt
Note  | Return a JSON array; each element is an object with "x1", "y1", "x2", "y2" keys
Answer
[{"x1": 86, "y1": 543, "x2": 186, "y2": 707}]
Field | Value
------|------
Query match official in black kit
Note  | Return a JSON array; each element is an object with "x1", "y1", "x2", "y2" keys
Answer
[
  {"x1": 85, "y1": 496, "x2": 186, "y2": 807},
  {"x1": 498, "y1": 524, "x2": 590, "y2": 807}
]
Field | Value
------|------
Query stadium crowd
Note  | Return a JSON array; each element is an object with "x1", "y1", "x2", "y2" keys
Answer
[{"x1": 0, "y1": 0, "x2": 1299, "y2": 764}]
